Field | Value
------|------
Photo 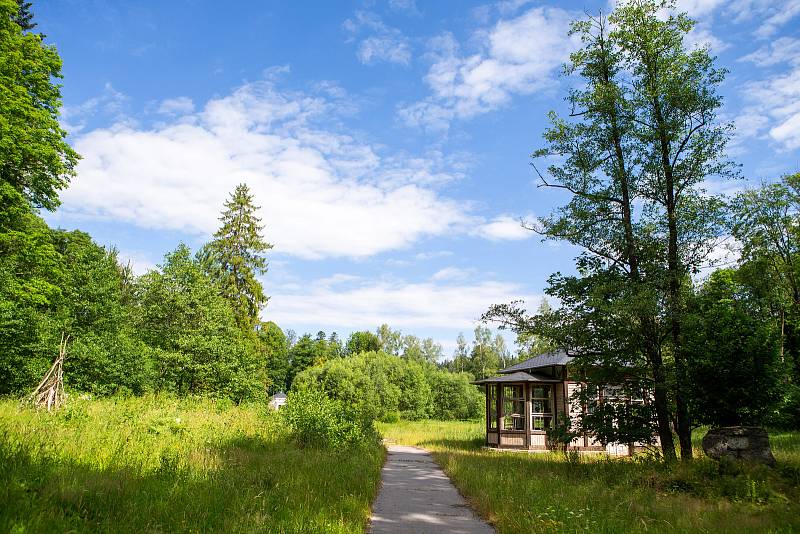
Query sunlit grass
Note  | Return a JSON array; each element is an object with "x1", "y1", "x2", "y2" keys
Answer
[
  {"x1": 0, "y1": 396, "x2": 384, "y2": 533},
  {"x1": 379, "y1": 420, "x2": 800, "y2": 533}
]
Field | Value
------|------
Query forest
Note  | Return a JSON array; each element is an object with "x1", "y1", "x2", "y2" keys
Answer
[{"x1": 2, "y1": 0, "x2": 800, "y2": 531}]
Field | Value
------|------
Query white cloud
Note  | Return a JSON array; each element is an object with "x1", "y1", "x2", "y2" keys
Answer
[
  {"x1": 675, "y1": 0, "x2": 727, "y2": 17},
  {"x1": 738, "y1": 64, "x2": 800, "y2": 150},
  {"x1": 62, "y1": 82, "x2": 129, "y2": 134},
  {"x1": 266, "y1": 275, "x2": 543, "y2": 331},
  {"x1": 344, "y1": 11, "x2": 412, "y2": 66},
  {"x1": 399, "y1": 6, "x2": 577, "y2": 130},
  {"x1": 431, "y1": 266, "x2": 474, "y2": 281},
  {"x1": 740, "y1": 37, "x2": 800, "y2": 67},
  {"x1": 117, "y1": 250, "x2": 157, "y2": 276},
  {"x1": 59, "y1": 79, "x2": 486, "y2": 259},
  {"x1": 475, "y1": 214, "x2": 532, "y2": 241},
  {"x1": 157, "y1": 97, "x2": 194, "y2": 115},
  {"x1": 752, "y1": 0, "x2": 800, "y2": 38},
  {"x1": 685, "y1": 23, "x2": 729, "y2": 53}
]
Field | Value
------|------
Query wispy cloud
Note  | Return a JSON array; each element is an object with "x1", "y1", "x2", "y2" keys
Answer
[
  {"x1": 398, "y1": 6, "x2": 577, "y2": 131},
  {"x1": 475, "y1": 214, "x2": 533, "y2": 241},
  {"x1": 737, "y1": 39, "x2": 800, "y2": 150},
  {"x1": 267, "y1": 275, "x2": 543, "y2": 331},
  {"x1": 343, "y1": 11, "x2": 412, "y2": 66}
]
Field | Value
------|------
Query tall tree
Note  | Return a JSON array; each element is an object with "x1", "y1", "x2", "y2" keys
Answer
[
  {"x1": 611, "y1": 0, "x2": 735, "y2": 458},
  {"x1": 202, "y1": 184, "x2": 273, "y2": 330},
  {"x1": 1, "y1": 0, "x2": 79, "y2": 210},
  {"x1": 486, "y1": 0, "x2": 733, "y2": 461},
  {"x1": 733, "y1": 174, "x2": 800, "y2": 381}
]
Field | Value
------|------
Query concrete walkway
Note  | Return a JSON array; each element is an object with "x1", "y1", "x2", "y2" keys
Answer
[{"x1": 369, "y1": 445, "x2": 495, "y2": 534}]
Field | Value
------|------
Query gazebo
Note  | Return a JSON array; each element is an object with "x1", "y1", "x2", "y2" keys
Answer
[{"x1": 472, "y1": 351, "x2": 575, "y2": 450}]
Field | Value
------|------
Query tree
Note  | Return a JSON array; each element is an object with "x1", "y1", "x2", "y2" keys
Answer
[
  {"x1": 486, "y1": 0, "x2": 733, "y2": 461},
  {"x1": 346, "y1": 330, "x2": 381, "y2": 356},
  {"x1": 684, "y1": 269, "x2": 781, "y2": 426},
  {"x1": 467, "y1": 326, "x2": 500, "y2": 379},
  {"x1": 136, "y1": 244, "x2": 262, "y2": 400},
  {"x1": 376, "y1": 324, "x2": 403, "y2": 355},
  {"x1": 201, "y1": 184, "x2": 273, "y2": 330},
  {"x1": 259, "y1": 321, "x2": 289, "y2": 394},
  {"x1": 733, "y1": 174, "x2": 800, "y2": 382},
  {"x1": 13, "y1": 1, "x2": 35, "y2": 31},
  {"x1": 611, "y1": 0, "x2": 735, "y2": 460},
  {"x1": 0, "y1": 0, "x2": 79, "y2": 210},
  {"x1": 515, "y1": 299, "x2": 557, "y2": 359},
  {"x1": 449, "y1": 333, "x2": 469, "y2": 373},
  {"x1": 0, "y1": 183, "x2": 63, "y2": 393}
]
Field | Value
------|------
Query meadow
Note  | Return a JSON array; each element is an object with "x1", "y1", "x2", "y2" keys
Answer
[
  {"x1": 379, "y1": 420, "x2": 800, "y2": 533},
  {"x1": 0, "y1": 396, "x2": 384, "y2": 533}
]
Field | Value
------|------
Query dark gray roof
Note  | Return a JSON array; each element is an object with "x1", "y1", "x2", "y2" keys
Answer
[
  {"x1": 472, "y1": 371, "x2": 562, "y2": 385},
  {"x1": 498, "y1": 350, "x2": 573, "y2": 374}
]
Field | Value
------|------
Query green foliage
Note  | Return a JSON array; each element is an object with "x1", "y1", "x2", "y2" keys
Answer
[
  {"x1": 281, "y1": 388, "x2": 378, "y2": 450},
  {"x1": 382, "y1": 420, "x2": 800, "y2": 533},
  {"x1": 285, "y1": 331, "x2": 343, "y2": 389},
  {"x1": 136, "y1": 245, "x2": 263, "y2": 401},
  {"x1": 769, "y1": 384, "x2": 800, "y2": 430},
  {"x1": 292, "y1": 351, "x2": 483, "y2": 422},
  {"x1": 259, "y1": 321, "x2": 289, "y2": 394},
  {"x1": 0, "y1": 0, "x2": 79, "y2": 210},
  {"x1": 0, "y1": 184, "x2": 62, "y2": 393},
  {"x1": 345, "y1": 330, "x2": 381, "y2": 355},
  {"x1": 0, "y1": 396, "x2": 383, "y2": 533},
  {"x1": 685, "y1": 269, "x2": 782, "y2": 426},
  {"x1": 200, "y1": 183, "x2": 272, "y2": 330}
]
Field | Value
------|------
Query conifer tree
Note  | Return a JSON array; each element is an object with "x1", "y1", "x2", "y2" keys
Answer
[{"x1": 202, "y1": 184, "x2": 273, "y2": 330}]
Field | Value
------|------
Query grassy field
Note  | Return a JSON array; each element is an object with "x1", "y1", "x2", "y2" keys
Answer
[
  {"x1": 0, "y1": 396, "x2": 384, "y2": 533},
  {"x1": 379, "y1": 420, "x2": 800, "y2": 533}
]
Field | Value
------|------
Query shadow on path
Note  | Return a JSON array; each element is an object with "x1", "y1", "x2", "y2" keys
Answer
[{"x1": 370, "y1": 445, "x2": 494, "y2": 534}]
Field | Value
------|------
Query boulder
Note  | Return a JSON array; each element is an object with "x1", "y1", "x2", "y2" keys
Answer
[{"x1": 702, "y1": 426, "x2": 776, "y2": 466}]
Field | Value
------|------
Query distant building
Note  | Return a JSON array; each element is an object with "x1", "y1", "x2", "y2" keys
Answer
[{"x1": 269, "y1": 391, "x2": 287, "y2": 410}]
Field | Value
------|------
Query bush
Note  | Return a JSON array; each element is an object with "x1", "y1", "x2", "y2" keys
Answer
[
  {"x1": 281, "y1": 389, "x2": 378, "y2": 449},
  {"x1": 292, "y1": 351, "x2": 484, "y2": 422},
  {"x1": 767, "y1": 383, "x2": 800, "y2": 430}
]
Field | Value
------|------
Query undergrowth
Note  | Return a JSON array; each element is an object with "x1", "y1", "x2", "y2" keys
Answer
[
  {"x1": 380, "y1": 420, "x2": 800, "y2": 533},
  {"x1": 0, "y1": 395, "x2": 384, "y2": 533}
]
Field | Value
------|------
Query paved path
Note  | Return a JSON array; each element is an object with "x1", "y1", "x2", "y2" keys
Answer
[{"x1": 369, "y1": 445, "x2": 495, "y2": 534}]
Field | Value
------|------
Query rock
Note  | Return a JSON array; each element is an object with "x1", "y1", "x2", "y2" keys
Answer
[{"x1": 702, "y1": 426, "x2": 776, "y2": 466}]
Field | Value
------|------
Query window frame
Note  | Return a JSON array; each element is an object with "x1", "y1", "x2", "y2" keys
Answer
[
  {"x1": 531, "y1": 385, "x2": 553, "y2": 432},
  {"x1": 501, "y1": 384, "x2": 525, "y2": 431}
]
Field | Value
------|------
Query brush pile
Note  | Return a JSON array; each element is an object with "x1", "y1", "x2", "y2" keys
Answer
[{"x1": 30, "y1": 334, "x2": 69, "y2": 411}]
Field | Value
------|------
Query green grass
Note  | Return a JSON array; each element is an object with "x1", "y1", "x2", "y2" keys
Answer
[
  {"x1": 379, "y1": 420, "x2": 800, "y2": 533},
  {"x1": 0, "y1": 396, "x2": 384, "y2": 533}
]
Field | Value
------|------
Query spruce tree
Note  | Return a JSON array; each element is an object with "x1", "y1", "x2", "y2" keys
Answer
[{"x1": 202, "y1": 184, "x2": 273, "y2": 330}]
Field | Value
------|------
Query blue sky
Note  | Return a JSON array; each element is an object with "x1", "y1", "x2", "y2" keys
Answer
[{"x1": 36, "y1": 0, "x2": 800, "y2": 355}]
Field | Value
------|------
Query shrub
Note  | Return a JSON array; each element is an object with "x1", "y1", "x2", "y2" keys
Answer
[
  {"x1": 281, "y1": 389, "x2": 377, "y2": 450},
  {"x1": 292, "y1": 351, "x2": 484, "y2": 422}
]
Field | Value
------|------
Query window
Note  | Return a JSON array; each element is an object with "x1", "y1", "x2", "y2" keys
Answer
[
  {"x1": 531, "y1": 385, "x2": 552, "y2": 431},
  {"x1": 488, "y1": 385, "x2": 498, "y2": 430},
  {"x1": 502, "y1": 385, "x2": 525, "y2": 431}
]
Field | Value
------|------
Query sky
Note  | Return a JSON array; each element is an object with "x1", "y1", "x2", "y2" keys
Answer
[{"x1": 34, "y1": 0, "x2": 800, "y2": 356}]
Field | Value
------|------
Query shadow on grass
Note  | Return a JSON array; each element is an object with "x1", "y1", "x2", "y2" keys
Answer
[
  {"x1": 0, "y1": 433, "x2": 380, "y2": 533},
  {"x1": 417, "y1": 436, "x2": 485, "y2": 451}
]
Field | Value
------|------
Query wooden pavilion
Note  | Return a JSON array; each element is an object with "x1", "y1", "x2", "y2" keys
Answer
[{"x1": 473, "y1": 350, "x2": 642, "y2": 454}]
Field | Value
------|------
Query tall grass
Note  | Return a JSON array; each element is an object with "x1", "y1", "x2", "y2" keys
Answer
[
  {"x1": 0, "y1": 396, "x2": 384, "y2": 533},
  {"x1": 379, "y1": 420, "x2": 800, "y2": 533}
]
